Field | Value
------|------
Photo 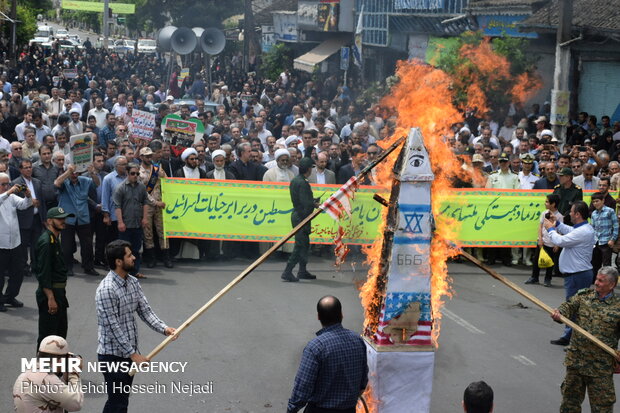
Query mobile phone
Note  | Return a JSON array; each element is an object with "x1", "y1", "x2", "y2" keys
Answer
[{"x1": 545, "y1": 212, "x2": 551, "y2": 220}]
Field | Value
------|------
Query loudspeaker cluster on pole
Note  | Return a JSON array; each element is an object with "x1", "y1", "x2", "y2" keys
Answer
[{"x1": 157, "y1": 26, "x2": 226, "y2": 55}]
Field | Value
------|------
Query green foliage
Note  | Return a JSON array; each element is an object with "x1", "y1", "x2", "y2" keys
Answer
[
  {"x1": 491, "y1": 35, "x2": 538, "y2": 75},
  {"x1": 15, "y1": 5, "x2": 37, "y2": 46},
  {"x1": 259, "y1": 43, "x2": 293, "y2": 81}
]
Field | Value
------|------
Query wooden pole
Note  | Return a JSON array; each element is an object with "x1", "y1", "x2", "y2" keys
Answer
[
  {"x1": 459, "y1": 250, "x2": 618, "y2": 359},
  {"x1": 130, "y1": 137, "x2": 408, "y2": 375}
]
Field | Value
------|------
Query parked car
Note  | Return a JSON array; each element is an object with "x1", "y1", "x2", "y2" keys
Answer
[
  {"x1": 137, "y1": 38, "x2": 156, "y2": 54},
  {"x1": 41, "y1": 38, "x2": 83, "y2": 50},
  {"x1": 68, "y1": 34, "x2": 81, "y2": 44}
]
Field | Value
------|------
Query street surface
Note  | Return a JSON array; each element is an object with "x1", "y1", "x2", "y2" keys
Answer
[{"x1": 1, "y1": 253, "x2": 614, "y2": 412}]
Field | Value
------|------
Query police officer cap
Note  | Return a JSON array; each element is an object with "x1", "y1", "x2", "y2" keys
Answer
[
  {"x1": 47, "y1": 206, "x2": 76, "y2": 219},
  {"x1": 557, "y1": 167, "x2": 574, "y2": 176},
  {"x1": 498, "y1": 152, "x2": 509, "y2": 162},
  {"x1": 520, "y1": 153, "x2": 535, "y2": 163},
  {"x1": 299, "y1": 157, "x2": 314, "y2": 169},
  {"x1": 39, "y1": 335, "x2": 69, "y2": 355}
]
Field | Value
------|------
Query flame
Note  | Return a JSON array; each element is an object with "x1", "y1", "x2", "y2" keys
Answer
[{"x1": 357, "y1": 39, "x2": 540, "y2": 411}]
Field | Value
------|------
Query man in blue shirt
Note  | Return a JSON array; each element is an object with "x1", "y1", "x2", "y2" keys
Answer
[
  {"x1": 544, "y1": 200, "x2": 595, "y2": 346},
  {"x1": 287, "y1": 296, "x2": 368, "y2": 413},
  {"x1": 590, "y1": 192, "x2": 618, "y2": 280},
  {"x1": 101, "y1": 156, "x2": 128, "y2": 244},
  {"x1": 54, "y1": 163, "x2": 100, "y2": 277}
]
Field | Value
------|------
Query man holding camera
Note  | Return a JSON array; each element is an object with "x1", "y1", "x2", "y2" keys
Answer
[
  {"x1": 13, "y1": 335, "x2": 84, "y2": 413},
  {"x1": 0, "y1": 172, "x2": 32, "y2": 312}
]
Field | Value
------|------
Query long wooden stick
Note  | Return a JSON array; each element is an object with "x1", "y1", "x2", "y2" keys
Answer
[
  {"x1": 459, "y1": 250, "x2": 618, "y2": 359},
  {"x1": 130, "y1": 137, "x2": 407, "y2": 375}
]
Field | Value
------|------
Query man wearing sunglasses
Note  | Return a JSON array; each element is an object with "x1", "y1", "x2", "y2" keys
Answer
[{"x1": 0, "y1": 172, "x2": 32, "y2": 312}]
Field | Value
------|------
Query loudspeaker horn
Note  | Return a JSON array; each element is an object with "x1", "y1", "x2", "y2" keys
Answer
[
  {"x1": 199, "y1": 28, "x2": 226, "y2": 55},
  {"x1": 157, "y1": 26, "x2": 177, "y2": 52},
  {"x1": 170, "y1": 27, "x2": 197, "y2": 55}
]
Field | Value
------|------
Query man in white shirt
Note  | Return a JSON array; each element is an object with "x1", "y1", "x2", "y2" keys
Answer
[
  {"x1": 15, "y1": 109, "x2": 34, "y2": 142},
  {"x1": 111, "y1": 93, "x2": 128, "y2": 117},
  {"x1": 87, "y1": 97, "x2": 109, "y2": 129},
  {"x1": 0, "y1": 172, "x2": 32, "y2": 311},
  {"x1": 254, "y1": 116, "x2": 272, "y2": 147}
]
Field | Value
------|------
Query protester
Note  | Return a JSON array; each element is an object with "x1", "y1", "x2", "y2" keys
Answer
[
  {"x1": 54, "y1": 163, "x2": 100, "y2": 277},
  {"x1": 0, "y1": 172, "x2": 32, "y2": 311},
  {"x1": 543, "y1": 201, "x2": 595, "y2": 346},
  {"x1": 551, "y1": 266, "x2": 620, "y2": 413},
  {"x1": 463, "y1": 381, "x2": 494, "y2": 413},
  {"x1": 96, "y1": 239, "x2": 177, "y2": 412},
  {"x1": 287, "y1": 295, "x2": 368, "y2": 413}
]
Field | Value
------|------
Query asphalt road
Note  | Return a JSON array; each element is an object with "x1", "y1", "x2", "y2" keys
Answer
[{"x1": 1, "y1": 253, "x2": 614, "y2": 412}]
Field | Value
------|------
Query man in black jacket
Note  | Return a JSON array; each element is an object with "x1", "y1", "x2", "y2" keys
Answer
[{"x1": 229, "y1": 142, "x2": 265, "y2": 181}]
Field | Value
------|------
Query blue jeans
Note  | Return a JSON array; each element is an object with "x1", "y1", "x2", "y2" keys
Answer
[
  {"x1": 562, "y1": 269, "x2": 593, "y2": 340},
  {"x1": 118, "y1": 227, "x2": 142, "y2": 274},
  {"x1": 98, "y1": 354, "x2": 133, "y2": 413}
]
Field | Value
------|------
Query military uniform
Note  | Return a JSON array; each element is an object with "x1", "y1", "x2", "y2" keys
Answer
[
  {"x1": 518, "y1": 171, "x2": 539, "y2": 190},
  {"x1": 139, "y1": 160, "x2": 171, "y2": 268},
  {"x1": 553, "y1": 183, "x2": 583, "y2": 217},
  {"x1": 33, "y1": 208, "x2": 73, "y2": 349},
  {"x1": 485, "y1": 169, "x2": 520, "y2": 189},
  {"x1": 283, "y1": 158, "x2": 317, "y2": 281},
  {"x1": 13, "y1": 335, "x2": 84, "y2": 413},
  {"x1": 558, "y1": 288, "x2": 620, "y2": 413}
]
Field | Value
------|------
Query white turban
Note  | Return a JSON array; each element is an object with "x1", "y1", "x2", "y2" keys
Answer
[
  {"x1": 275, "y1": 148, "x2": 290, "y2": 161},
  {"x1": 181, "y1": 148, "x2": 198, "y2": 161},
  {"x1": 211, "y1": 149, "x2": 226, "y2": 160},
  {"x1": 285, "y1": 135, "x2": 300, "y2": 146},
  {"x1": 69, "y1": 108, "x2": 80, "y2": 115}
]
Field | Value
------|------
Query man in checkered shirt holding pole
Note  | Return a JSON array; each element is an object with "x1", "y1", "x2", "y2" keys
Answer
[{"x1": 96, "y1": 239, "x2": 177, "y2": 413}]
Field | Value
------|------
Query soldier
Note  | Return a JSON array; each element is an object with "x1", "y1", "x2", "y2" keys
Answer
[
  {"x1": 33, "y1": 207, "x2": 74, "y2": 349},
  {"x1": 551, "y1": 266, "x2": 620, "y2": 413},
  {"x1": 553, "y1": 167, "x2": 583, "y2": 224},
  {"x1": 486, "y1": 152, "x2": 519, "y2": 266},
  {"x1": 281, "y1": 157, "x2": 319, "y2": 282},
  {"x1": 13, "y1": 335, "x2": 84, "y2": 413},
  {"x1": 138, "y1": 144, "x2": 171, "y2": 268}
]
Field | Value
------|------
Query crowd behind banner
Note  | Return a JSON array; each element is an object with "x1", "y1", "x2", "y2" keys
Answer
[{"x1": 1, "y1": 40, "x2": 620, "y2": 294}]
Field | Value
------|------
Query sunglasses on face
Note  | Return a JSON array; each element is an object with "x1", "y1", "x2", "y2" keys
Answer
[{"x1": 128, "y1": 171, "x2": 139, "y2": 176}]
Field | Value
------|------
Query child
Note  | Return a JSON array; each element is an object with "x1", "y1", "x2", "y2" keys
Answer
[{"x1": 526, "y1": 194, "x2": 563, "y2": 286}]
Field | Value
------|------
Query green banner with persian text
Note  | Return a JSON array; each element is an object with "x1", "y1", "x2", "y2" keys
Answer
[
  {"x1": 162, "y1": 179, "x2": 383, "y2": 245},
  {"x1": 61, "y1": 0, "x2": 135, "y2": 14},
  {"x1": 162, "y1": 179, "x2": 605, "y2": 247}
]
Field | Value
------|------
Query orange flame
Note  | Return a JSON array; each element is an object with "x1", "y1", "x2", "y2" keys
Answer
[{"x1": 357, "y1": 37, "x2": 540, "y2": 412}]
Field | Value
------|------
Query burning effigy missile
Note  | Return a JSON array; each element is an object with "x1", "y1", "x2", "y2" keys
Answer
[{"x1": 364, "y1": 127, "x2": 435, "y2": 413}]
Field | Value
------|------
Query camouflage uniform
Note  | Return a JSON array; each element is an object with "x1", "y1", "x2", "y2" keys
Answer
[{"x1": 557, "y1": 288, "x2": 620, "y2": 413}]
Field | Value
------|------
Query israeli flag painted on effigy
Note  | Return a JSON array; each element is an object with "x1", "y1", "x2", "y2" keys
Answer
[{"x1": 375, "y1": 128, "x2": 434, "y2": 347}]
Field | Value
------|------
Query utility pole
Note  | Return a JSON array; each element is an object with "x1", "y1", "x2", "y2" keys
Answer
[
  {"x1": 550, "y1": 0, "x2": 573, "y2": 143},
  {"x1": 243, "y1": 0, "x2": 251, "y2": 73},
  {"x1": 103, "y1": 0, "x2": 110, "y2": 49},
  {"x1": 10, "y1": 0, "x2": 17, "y2": 62}
]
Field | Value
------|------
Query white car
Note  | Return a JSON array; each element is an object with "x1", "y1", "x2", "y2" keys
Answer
[
  {"x1": 56, "y1": 29, "x2": 69, "y2": 39},
  {"x1": 29, "y1": 25, "x2": 54, "y2": 46},
  {"x1": 40, "y1": 38, "x2": 82, "y2": 49},
  {"x1": 114, "y1": 39, "x2": 135, "y2": 54},
  {"x1": 68, "y1": 34, "x2": 81, "y2": 44},
  {"x1": 137, "y1": 38, "x2": 156, "y2": 54}
]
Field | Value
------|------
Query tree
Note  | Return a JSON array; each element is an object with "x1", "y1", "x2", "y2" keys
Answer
[
  {"x1": 259, "y1": 43, "x2": 292, "y2": 80},
  {"x1": 135, "y1": 0, "x2": 243, "y2": 32},
  {"x1": 13, "y1": 4, "x2": 37, "y2": 46}
]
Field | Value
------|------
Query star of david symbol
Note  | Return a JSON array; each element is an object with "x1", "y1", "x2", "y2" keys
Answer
[{"x1": 404, "y1": 212, "x2": 424, "y2": 234}]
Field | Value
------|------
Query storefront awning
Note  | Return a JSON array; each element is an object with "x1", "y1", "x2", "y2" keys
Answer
[{"x1": 293, "y1": 37, "x2": 349, "y2": 73}]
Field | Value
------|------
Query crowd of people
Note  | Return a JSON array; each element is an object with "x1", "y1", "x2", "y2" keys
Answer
[{"x1": 2, "y1": 39, "x2": 620, "y2": 412}]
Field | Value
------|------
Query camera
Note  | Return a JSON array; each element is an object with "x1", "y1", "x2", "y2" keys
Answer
[
  {"x1": 15, "y1": 184, "x2": 27, "y2": 192},
  {"x1": 545, "y1": 212, "x2": 551, "y2": 220}
]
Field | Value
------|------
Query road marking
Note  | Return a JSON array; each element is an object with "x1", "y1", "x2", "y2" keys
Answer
[
  {"x1": 511, "y1": 354, "x2": 537, "y2": 366},
  {"x1": 442, "y1": 309, "x2": 485, "y2": 334}
]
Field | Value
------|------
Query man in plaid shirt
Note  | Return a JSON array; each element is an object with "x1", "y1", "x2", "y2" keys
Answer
[
  {"x1": 590, "y1": 192, "x2": 618, "y2": 280},
  {"x1": 96, "y1": 239, "x2": 177, "y2": 412},
  {"x1": 287, "y1": 296, "x2": 368, "y2": 413}
]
